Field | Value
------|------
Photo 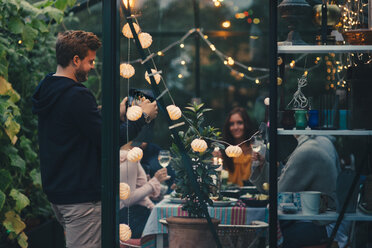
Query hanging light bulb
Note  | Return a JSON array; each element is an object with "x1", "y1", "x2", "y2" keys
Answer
[
  {"x1": 166, "y1": 105, "x2": 182, "y2": 120},
  {"x1": 127, "y1": 147, "x2": 143, "y2": 162},
  {"x1": 209, "y1": 44, "x2": 216, "y2": 51},
  {"x1": 227, "y1": 57, "x2": 235, "y2": 65},
  {"x1": 122, "y1": 0, "x2": 135, "y2": 8},
  {"x1": 248, "y1": 66, "x2": 253, "y2": 71},
  {"x1": 126, "y1": 106, "x2": 143, "y2": 121},
  {"x1": 180, "y1": 43, "x2": 185, "y2": 48},
  {"x1": 138, "y1": 32, "x2": 152, "y2": 48},
  {"x1": 145, "y1": 69, "x2": 161, "y2": 84},
  {"x1": 122, "y1": 23, "x2": 140, "y2": 39},
  {"x1": 119, "y1": 224, "x2": 132, "y2": 242},
  {"x1": 119, "y1": 183, "x2": 130, "y2": 200},
  {"x1": 120, "y1": 63, "x2": 135, "y2": 79}
]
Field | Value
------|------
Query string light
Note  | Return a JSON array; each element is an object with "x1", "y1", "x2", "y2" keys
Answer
[
  {"x1": 178, "y1": 74, "x2": 183, "y2": 78},
  {"x1": 209, "y1": 44, "x2": 216, "y2": 51},
  {"x1": 248, "y1": 66, "x2": 253, "y2": 71},
  {"x1": 255, "y1": 78, "x2": 260, "y2": 84},
  {"x1": 180, "y1": 43, "x2": 185, "y2": 48},
  {"x1": 222, "y1": 21, "x2": 231, "y2": 28},
  {"x1": 181, "y1": 60, "x2": 186, "y2": 65}
]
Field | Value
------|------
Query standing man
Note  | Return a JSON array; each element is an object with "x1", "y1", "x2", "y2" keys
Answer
[{"x1": 32, "y1": 30, "x2": 158, "y2": 248}]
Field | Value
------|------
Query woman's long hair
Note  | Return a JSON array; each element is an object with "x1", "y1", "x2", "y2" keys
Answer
[{"x1": 222, "y1": 107, "x2": 255, "y2": 172}]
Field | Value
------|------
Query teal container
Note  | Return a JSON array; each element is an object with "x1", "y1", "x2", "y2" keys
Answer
[{"x1": 295, "y1": 110, "x2": 307, "y2": 130}]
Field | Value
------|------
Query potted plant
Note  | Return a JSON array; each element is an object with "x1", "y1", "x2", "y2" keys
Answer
[{"x1": 168, "y1": 102, "x2": 222, "y2": 248}]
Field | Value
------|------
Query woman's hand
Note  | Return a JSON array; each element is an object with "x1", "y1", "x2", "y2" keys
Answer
[
  {"x1": 154, "y1": 168, "x2": 169, "y2": 183},
  {"x1": 252, "y1": 152, "x2": 265, "y2": 170}
]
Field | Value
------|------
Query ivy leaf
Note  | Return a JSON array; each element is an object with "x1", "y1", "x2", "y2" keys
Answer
[
  {"x1": 3, "y1": 211, "x2": 26, "y2": 235},
  {"x1": 20, "y1": 1, "x2": 42, "y2": 17},
  {"x1": 9, "y1": 153, "x2": 26, "y2": 172},
  {"x1": 30, "y1": 169, "x2": 42, "y2": 187},
  {"x1": 5, "y1": 115, "x2": 20, "y2": 145},
  {"x1": 33, "y1": 0, "x2": 54, "y2": 8},
  {"x1": 0, "y1": 190, "x2": 5, "y2": 212},
  {"x1": 22, "y1": 24, "x2": 38, "y2": 51},
  {"x1": 42, "y1": 6, "x2": 64, "y2": 23},
  {"x1": 31, "y1": 19, "x2": 48, "y2": 33},
  {"x1": 20, "y1": 136, "x2": 38, "y2": 162},
  {"x1": 10, "y1": 189, "x2": 30, "y2": 213},
  {"x1": 8, "y1": 17, "x2": 24, "y2": 35},
  {"x1": 17, "y1": 232, "x2": 28, "y2": 248},
  {"x1": 0, "y1": 169, "x2": 12, "y2": 192},
  {"x1": 67, "y1": 0, "x2": 77, "y2": 7},
  {"x1": 54, "y1": 0, "x2": 68, "y2": 11}
]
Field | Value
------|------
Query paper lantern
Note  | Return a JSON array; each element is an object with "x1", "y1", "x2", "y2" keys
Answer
[
  {"x1": 119, "y1": 183, "x2": 130, "y2": 200},
  {"x1": 264, "y1": 97, "x2": 270, "y2": 106},
  {"x1": 225, "y1": 145, "x2": 242, "y2": 158},
  {"x1": 120, "y1": 63, "x2": 135, "y2": 79},
  {"x1": 145, "y1": 69, "x2": 161, "y2": 85},
  {"x1": 122, "y1": 23, "x2": 140, "y2": 39},
  {"x1": 138, "y1": 32, "x2": 152, "y2": 49},
  {"x1": 126, "y1": 106, "x2": 142, "y2": 121},
  {"x1": 166, "y1": 105, "x2": 182, "y2": 120},
  {"x1": 191, "y1": 138, "x2": 208, "y2": 153},
  {"x1": 127, "y1": 147, "x2": 143, "y2": 162},
  {"x1": 119, "y1": 224, "x2": 132, "y2": 242}
]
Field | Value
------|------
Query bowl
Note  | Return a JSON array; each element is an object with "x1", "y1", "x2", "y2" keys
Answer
[{"x1": 342, "y1": 29, "x2": 372, "y2": 45}]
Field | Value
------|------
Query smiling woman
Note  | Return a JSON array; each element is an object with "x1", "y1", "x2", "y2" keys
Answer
[{"x1": 221, "y1": 107, "x2": 256, "y2": 186}]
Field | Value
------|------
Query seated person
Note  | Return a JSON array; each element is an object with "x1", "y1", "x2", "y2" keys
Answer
[
  {"x1": 250, "y1": 135, "x2": 341, "y2": 248},
  {"x1": 220, "y1": 107, "x2": 256, "y2": 186},
  {"x1": 119, "y1": 148, "x2": 169, "y2": 238}
]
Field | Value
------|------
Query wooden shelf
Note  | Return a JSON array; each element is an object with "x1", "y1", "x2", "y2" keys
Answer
[
  {"x1": 278, "y1": 45, "x2": 372, "y2": 54},
  {"x1": 277, "y1": 129, "x2": 372, "y2": 136},
  {"x1": 279, "y1": 210, "x2": 372, "y2": 221}
]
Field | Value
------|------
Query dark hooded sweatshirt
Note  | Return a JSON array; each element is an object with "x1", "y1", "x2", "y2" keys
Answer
[{"x1": 32, "y1": 74, "x2": 145, "y2": 204}]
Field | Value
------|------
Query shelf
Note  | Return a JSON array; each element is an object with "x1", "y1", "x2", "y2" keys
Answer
[
  {"x1": 277, "y1": 129, "x2": 372, "y2": 136},
  {"x1": 279, "y1": 210, "x2": 372, "y2": 221},
  {"x1": 278, "y1": 45, "x2": 372, "y2": 54}
]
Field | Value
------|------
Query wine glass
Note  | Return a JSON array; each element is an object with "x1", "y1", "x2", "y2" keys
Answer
[
  {"x1": 158, "y1": 150, "x2": 171, "y2": 180},
  {"x1": 251, "y1": 136, "x2": 264, "y2": 154}
]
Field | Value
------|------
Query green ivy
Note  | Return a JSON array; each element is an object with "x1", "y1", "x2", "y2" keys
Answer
[{"x1": 0, "y1": 0, "x2": 76, "y2": 247}]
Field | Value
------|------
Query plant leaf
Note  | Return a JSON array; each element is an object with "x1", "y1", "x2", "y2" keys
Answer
[
  {"x1": 30, "y1": 169, "x2": 42, "y2": 187},
  {"x1": 17, "y1": 232, "x2": 28, "y2": 248},
  {"x1": 0, "y1": 190, "x2": 5, "y2": 212},
  {"x1": 42, "y1": 6, "x2": 64, "y2": 23},
  {"x1": 9, "y1": 153, "x2": 26, "y2": 172},
  {"x1": 8, "y1": 17, "x2": 24, "y2": 35},
  {"x1": 0, "y1": 169, "x2": 12, "y2": 192},
  {"x1": 22, "y1": 24, "x2": 38, "y2": 51},
  {"x1": 10, "y1": 189, "x2": 30, "y2": 213},
  {"x1": 3, "y1": 211, "x2": 26, "y2": 235}
]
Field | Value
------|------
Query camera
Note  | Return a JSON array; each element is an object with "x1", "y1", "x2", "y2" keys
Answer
[{"x1": 126, "y1": 88, "x2": 155, "y2": 108}]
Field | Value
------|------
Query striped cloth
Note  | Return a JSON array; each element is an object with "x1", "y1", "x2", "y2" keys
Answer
[{"x1": 141, "y1": 198, "x2": 268, "y2": 248}]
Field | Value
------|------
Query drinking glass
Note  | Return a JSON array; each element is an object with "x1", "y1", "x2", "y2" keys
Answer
[
  {"x1": 251, "y1": 136, "x2": 264, "y2": 154},
  {"x1": 158, "y1": 150, "x2": 171, "y2": 180},
  {"x1": 158, "y1": 150, "x2": 171, "y2": 168}
]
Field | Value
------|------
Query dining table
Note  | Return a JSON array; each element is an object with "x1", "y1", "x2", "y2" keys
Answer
[{"x1": 140, "y1": 196, "x2": 269, "y2": 248}]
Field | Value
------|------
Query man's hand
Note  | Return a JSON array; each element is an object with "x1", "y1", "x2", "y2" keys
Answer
[
  {"x1": 139, "y1": 100, "x2": 158, "y2": 121},
  {"x1": 119, "y1": 97, "x2": 128, "y2": 122}
]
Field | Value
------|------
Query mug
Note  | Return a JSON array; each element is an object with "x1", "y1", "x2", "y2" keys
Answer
[{"x1": 295, "y1": 110, "x2": 307, "y2": 130}]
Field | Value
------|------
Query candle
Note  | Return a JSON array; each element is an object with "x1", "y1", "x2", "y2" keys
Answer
[{"x1": 213, "y1": 157, "x2": 218, "y2": 165}]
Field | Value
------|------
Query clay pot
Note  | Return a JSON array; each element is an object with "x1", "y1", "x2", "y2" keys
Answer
[{"x1": 165, "y1": 216, "x2": 220, "y2": 248}]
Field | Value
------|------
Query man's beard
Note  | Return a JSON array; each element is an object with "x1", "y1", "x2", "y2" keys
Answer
[{"x1": 74, "y1": 67, "x2": 89, "y2": 82}]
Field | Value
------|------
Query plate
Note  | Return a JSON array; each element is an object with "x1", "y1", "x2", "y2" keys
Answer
[
  {"x1": 169, "y1": 197, "x2": 185, "y2": 204},
  {"x1": 240, "y1": 196, "x2": 268, "y2": 208},
  {"x1": 211, "y1": 198, "x2": 238, "y2": 207}
]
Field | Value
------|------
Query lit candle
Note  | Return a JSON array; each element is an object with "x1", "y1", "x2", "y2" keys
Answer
[{"x1": 213, "y1": 157, "x2": 218, "y2": 165}]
